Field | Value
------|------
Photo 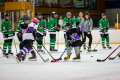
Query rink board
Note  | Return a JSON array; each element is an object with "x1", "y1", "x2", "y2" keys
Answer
[{"x1": 0, "y1": 30, "x2": 119, "y2": 44}]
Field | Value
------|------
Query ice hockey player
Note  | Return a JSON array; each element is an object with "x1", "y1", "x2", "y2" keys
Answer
[
  {"x1": 75, "y1": 12, "x2": 86, "y2": 51},
  {"x1": 64, "y1": 22, "x2": 82, "y2": 61},
  {"x1": 99, "y1": 13, "x2": 111, "y2": 49},
  {"x1": 16, "y1": 18, "x2": 42, "y2": 62},
  {"x1": 36, "y1": 13, "x2": 46, "y2": 52},
  {"x1": 63, "y1": 12, "x2": 76, "y2": 48},
  {"x1": 79, "y1": 11, "x2": 93, "y2": 52},
  {"x1": 48, "y1": 12, "x2": 60, "y2": 51},
  {"x1": 16, "y1": 14, "x2": 30, "y2": 53},
  {"x1": 1, "y1": 13, "x2": 15, "y2": 57}
]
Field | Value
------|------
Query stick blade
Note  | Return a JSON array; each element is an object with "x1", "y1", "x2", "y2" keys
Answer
[
  {"x1": 45, "y1": 58, "x2": 49, "y2": 62},
  {"x1": 108, "y1": 57, "x2": 115, "y2": 60},
  {"x1": 91, "y1": 49, "x2": 97, "y2": 52},
  {"x1": 97, "y1": 59, "x2": 105, "y2": 62},
  {"x1": 51, "y1": 59, "x2": 60, "y2": 62}
]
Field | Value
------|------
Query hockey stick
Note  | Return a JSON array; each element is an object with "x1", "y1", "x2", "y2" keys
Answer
[
  {"x1": 109, "y1": 52, "x2": 120, "y2": 60},
  {"x1": 42, "y1": 45, "x2": 60, "y2": 62},
  {"x1": 97, "y1": 45, "x2": 120, "y2": 62},
  {"x1": 92, "y1": 31, "x2": 107, "y2": 51},
  {"x1": 42, "y1": 45, "x2": 55, "y2": 60},
  {"x1": 51, "y1": 47, "x2": 68, "y2": 62},
  {"x1": 13, "y1": 38, "x2": 20, "y2": 63},
  {"x1": 33, "y1": 46, "x2": 49, "y2": 62}
]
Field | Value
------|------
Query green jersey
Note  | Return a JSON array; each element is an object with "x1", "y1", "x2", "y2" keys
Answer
[
  {"x1": 16, "y1": 19, "x2": 24, "y2": 33},
  {"x1": 1, "y1": 20, "x2": 14, "y2": 40},
  {"x1": 37, "y1": 19, "x2": 46, "y2": 32},
  {"x1": 48, "y1": 18, "x2": 57, "y2": 32},
  {"x1": 99, "y1": 19, "x2": 109, "y2": 32},
  {"x1": 75, "y1": 17, "x2": 84, "y2": 27},
  {"x1": 63, "y1": 17, "x2": 76, "y2": 31}
]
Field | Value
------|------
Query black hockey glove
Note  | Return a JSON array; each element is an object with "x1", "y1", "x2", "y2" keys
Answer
[
  {"x1": 105, "y1": 27, "x2": 108, "y2": 32},
  {"x1": 36, "y1": 38, "x2": 43, "y2": 45},
  {"x1": 43, "y1": 32, "x2": 46, "y2": 36},
  {"x1": 4, "y1": 32, "x2": 8, "y2": 38}
]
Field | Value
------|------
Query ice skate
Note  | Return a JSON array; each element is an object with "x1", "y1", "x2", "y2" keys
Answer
[
  {"x1": 29, "y1": 54, "x2": 37, "y2": 61},
  {"x1": 88, "y1": 47, "x2": 91, "y2": 52},
  {"x1": 37, "y1": 48, "x2": 45, "y2": 54},
  {"x1": 64, "y1": 55, "x2": 70, "y2": 61},
  {"x1": 102, "y1": 45, "x2": 106, "y2": 49},
  {"x1": 16, "y1": 53, "x2": 22, "y2": 62},
  {"x1": 83, "y1": 45, "x2": 86, "y2": 50},
  {"x1": 79, "y1": 47, "x2": 82, "y2": 52},
  {"x1": 8, "y1": 52, "x2": 14, "y2": 58},
  {"x1": 3, "y1": 52, "x2": 9, "y2": 58},
  {"x1": 73, "y1": 54, "x2": 81, "y2": 62},
  {"x1": 50, "y1": 48, "x2": 57, "y2": 52},
  {"x1": 107, "y1": 45, "x2": 112, "y2": 49}
]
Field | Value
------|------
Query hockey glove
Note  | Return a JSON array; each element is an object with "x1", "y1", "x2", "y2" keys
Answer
[
  {"x1": 36, "y1": 39, "x2": 43, "y2": 45},
  {"x1": 4, "y1": 33, "x2": 8, "y2": 38},
  {"x1": 105, "y1": 27, "x2": 108, "y2": 32}
]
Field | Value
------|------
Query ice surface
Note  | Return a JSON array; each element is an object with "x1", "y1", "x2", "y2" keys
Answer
[{"x1": 0, "y1": 44, "x2": 120, "y2": 80}]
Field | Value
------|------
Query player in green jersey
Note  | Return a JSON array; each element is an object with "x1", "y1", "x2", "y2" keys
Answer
[
  {"x1": 1, "y1": 13, "x2": 15, "y2": 57},
  {"x1": 63, "y1": 12, "x2": 76, "y2": 48},
  {"x1": 99, "y1": 13, "x2": 111, "y2": 49}
]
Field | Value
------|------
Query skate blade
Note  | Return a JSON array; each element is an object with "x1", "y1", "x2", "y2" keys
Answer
[
  {"x1": 73, "y1": 59, "x2": 81, "y2": 62},
  {"x1": 64, "y1": 59, "x2": 69, "y2": 61},
  {"x1": 29, "y1": 58, "x2": 37, "y2": 61}
]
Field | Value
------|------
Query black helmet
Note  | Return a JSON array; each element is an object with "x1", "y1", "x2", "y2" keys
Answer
[
  {"x1": 101, "y1": 13, "x2": 106, "y2": 17},
  {"x1": 51, "y1": 11, "x2": 57, "y2": 18},
  {"x1": 65, "y1": 22, "x2": 72, "y2": 30},
  {"x1": 37, "y1": 13, "x2": 42, "y2": 16},
  {"x1": 4, "y1": 13, "x2": 10, "y2": 17},
  {"x1": 37, "y1": 13, "x2": 43, "y2": 20},
  {"x1": 23, "y1": 14, "x2": 29, "y2": 21},
  {"x1": 85, "y1": 11, "x2": 90, "y2": 15}
]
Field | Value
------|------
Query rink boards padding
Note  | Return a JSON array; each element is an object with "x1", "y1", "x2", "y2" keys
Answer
[{"x1": 0, "y1": 30, "x2": 120, "y2": 44}]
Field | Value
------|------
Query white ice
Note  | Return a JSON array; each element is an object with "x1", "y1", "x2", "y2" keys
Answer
[{"x1": 0, "y1": 44, "x2": 120, "y2": 80}]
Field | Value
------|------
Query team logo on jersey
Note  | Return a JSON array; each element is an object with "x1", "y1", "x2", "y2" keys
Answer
[
  {"x1": 8, "y1": 26, "x2": 13, "y2": 31},
  {"x1": 104, "y1": 24, "x2": 106, "y2": 27},
  {"x1": 39, "y1": 24, "x2": 43, "y2": 29}
]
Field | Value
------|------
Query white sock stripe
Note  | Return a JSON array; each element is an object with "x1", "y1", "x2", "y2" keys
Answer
[{"x1": 24, "y1": 48, "x2": 28, "y2": 53}]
